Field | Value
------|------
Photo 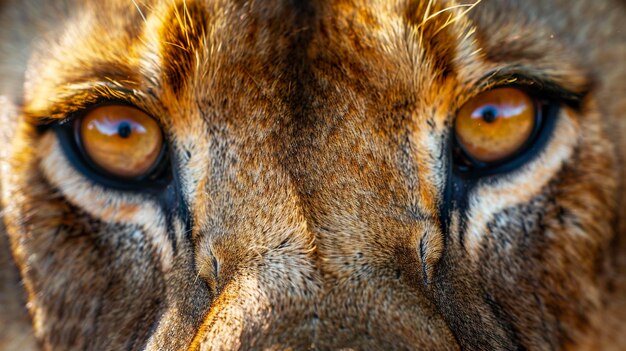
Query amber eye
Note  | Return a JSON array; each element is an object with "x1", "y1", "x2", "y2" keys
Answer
[
  {"x1": 454, "y1": 87, "x2": 536, "y2": 164},
  {"x1": 76, "y1": 105, "x2": 164, "y2": 179}
]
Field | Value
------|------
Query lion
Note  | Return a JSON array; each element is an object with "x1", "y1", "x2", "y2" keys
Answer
[{"x1": 1, "y1": 0, "x2": 625, "y2": 349}]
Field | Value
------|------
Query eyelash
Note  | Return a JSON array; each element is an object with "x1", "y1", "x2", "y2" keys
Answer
[{"x1": 476, "y1": 75, "x2": 585, "y2": 109}]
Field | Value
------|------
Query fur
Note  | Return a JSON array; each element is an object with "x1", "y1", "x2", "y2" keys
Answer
[{"x1": 0, "y1": 0, "x2": 625, "y2": 349}]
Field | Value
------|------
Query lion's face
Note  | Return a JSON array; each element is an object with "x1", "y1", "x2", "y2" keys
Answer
[{"x1": 1, "y1": 0, "x2": 625, "y2": 350}]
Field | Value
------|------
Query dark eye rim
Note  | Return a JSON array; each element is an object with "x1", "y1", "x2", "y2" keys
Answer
[
  {"x1": 53, "y1": 102, "x2": 172, "y2": 193},
  {"x1": 452, "y1": 86, "x2": 561, "y2": 179}
]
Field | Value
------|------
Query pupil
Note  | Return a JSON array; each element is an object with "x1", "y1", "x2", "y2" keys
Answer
[
  {"x1": 481, "y1": 107, "x2": 498, "y2": 123},
  {"x1": 118, "y1": 122, "x2": 132, "y2": 138}
]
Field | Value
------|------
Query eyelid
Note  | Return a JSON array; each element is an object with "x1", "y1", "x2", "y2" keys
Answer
[
  {"x1": 30, "y1": 81, "x2": 158, "y2": 131},
  {"x1": 472, "y1": 72, "x2": 588, "y2": 111},
  {"x1": 35, "y1": 98, "x2": 153, "y2": 135}
]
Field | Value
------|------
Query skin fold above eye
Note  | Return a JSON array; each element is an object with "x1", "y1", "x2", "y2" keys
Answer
[{"x1": 77, "y1": 105, "x2": 164, "y2": 179}]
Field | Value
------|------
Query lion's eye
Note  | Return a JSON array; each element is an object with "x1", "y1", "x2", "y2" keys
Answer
[
  {"x1": 454, "y1": 87, "x2": 536, "y2": 164},
  {"x1": 75, "y1": 105, "x2": 164, "y2": 179}
]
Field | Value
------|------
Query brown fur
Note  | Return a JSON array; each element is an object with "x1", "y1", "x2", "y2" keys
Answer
[{"x1": 1, "y1": 0, "x2": 625, "y2": 350}]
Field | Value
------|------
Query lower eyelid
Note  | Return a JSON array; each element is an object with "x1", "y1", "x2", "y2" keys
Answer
[{"x1": 38, "y1": 131, "x2": 165, "y2": 226}]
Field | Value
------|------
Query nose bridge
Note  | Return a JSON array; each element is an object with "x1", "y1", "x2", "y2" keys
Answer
[
  {"x1": 175, "y1": 0, "x2": 453, "y2": 346},
  {"x1": 184, "y1": 107, "x2": 455, "y2": 349},
  {"x1": 267, "y1": 42, "x2": 455, "y2": 346},
  {"x1": 187, "y1": 131, "x2": 323, "y2": 348}
]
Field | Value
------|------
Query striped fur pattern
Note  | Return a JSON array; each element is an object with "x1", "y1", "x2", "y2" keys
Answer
[{"x1": 1, "y1": 0, "x2": 625, "y2": 349}]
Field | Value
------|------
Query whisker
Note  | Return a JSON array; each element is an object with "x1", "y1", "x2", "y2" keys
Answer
[{"x1": 131, "y1": 0, "x2": 147, "y2": 23}]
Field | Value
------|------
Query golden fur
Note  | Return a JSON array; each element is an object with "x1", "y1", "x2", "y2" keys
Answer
[{"x1": 1, "y1": 0, "x2": 625, "y2": 349}]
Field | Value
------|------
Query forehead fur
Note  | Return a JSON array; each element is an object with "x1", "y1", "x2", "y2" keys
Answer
[{"x1": 14, "y1": 0, "x2": 484, "y2": 116}]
